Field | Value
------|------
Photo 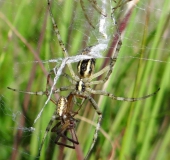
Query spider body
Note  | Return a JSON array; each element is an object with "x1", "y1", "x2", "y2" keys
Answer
[
  {"x1": 77, "y1": 58, "x2": 95, "y2": 78},
  {"x1": 77, "y1": 47, "x2": 96, "y2": 78},
  {"x1": 76, "y1": 79, "x2": 86, "y2": 93},
  {"x1": 57, "y1": 96, "x2": 68, "y2": 117}
]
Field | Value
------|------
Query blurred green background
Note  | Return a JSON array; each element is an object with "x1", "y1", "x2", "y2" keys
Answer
[{"x1": 0, "y1": 0, "x2": 170, "y2": 160}]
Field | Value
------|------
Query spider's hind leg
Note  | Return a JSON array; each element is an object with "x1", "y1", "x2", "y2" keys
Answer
[{"x1": 84, "y1": 96, "x2": 102, "y2": 160}]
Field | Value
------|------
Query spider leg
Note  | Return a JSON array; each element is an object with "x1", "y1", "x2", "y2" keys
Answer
[
  {"x1": 52, "y1": 118, "x2": 70, "y2": 134},
  {"x1": 55, "y1": 131, "x2": 77, "y2": 149},
  {"x1": 7, "y1": 69, "x2": 60, "y2": 105},
  {"x1": 70, "y1": 128, "x2": 79, "y2": 145},
  {"x1": 7, "y1": 86, "x2": 74, "y2": 106},
  {"x1": 53, "y1": 86, "x2": 75, "y2": 94},
  {"x1": 51, "y1": 121, "x2": 62, "y2": 133},
  {"x1": 53, "y1": 121, "x2": 79, "y2": 148},
  {"x1": 61, "y1": 72, "x2": 78, "y2": 84},
  {"x1": 54, "y1": 130, "x2": 75, "y2": 148},
  {"x1": 55, "y1": 138, "x2": 76, "y2": 148},
  {"x1": 80, "y1": 0, "x2": 95, "y2": 29},
  {"x1": 68, "y1": 93, "x2": 86, "y2": 115},
  {"x1": 102, "y1": 37, "x2": 122, "y2": 81},
  {"x1": 7, "y1": 87, "x2": 48, "y2": 96},
  {"x1": 80, "y1": 0, "x2": 107, "y2": 29},
  {"x1": 73, "y1": 97, "x2": 86, "y2": 113},
  {"x1": 89, "y1": 0, "x2": 107, "y2": 17},
  {"x1": 113, "y1": 0, "x2": 132, "y2": 11},
  {"x1": 88, "y1": 23, "x2": 122, "y2": 84},
  {"x1": 46, "y1": 69, "x2": 54, "y2": 92},
  {"x1": 100, "y1": 14, "x2": 122, "y2": 82},
  {"x1": 47, "y1": 0, "x2": 76, "y2": 77},
  {"x1": 38, "y1": 110, "x2": 58, "y2": 156},
  {"x1": 7, "y1": 85, "x2": 68, "y2": 106},
  {"x1": 86, "y1": 88, "x2": 160, "y2": 102},
  {"x1": 87, "y1": 65, "x2": 110, "y2": 82},
  {"x1": 58, "y1": 129, "x2": 79, "y2": 145},
  {"x1": 88, "y1": 57, "x2": 120, "y2": 85},
  {"x1": 47, "y1": 68, "x2": 78, "y2": 96},
  {"x1": 43, "y1": 68, "x2": 77, "y2": 95},
  {"x1": 84, "y1": 95, "x2": 102, "y2": 160},
  {"x1": 87, "y1": 57, "x2": 119, "y2": 84},
  {"x1": 7, "y1": 65, "x2": 53, "y2": 97}
]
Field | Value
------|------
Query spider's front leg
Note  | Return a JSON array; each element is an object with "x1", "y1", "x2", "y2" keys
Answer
[
  {"x1": 46, "y1": 69, "x2": 76, "y2": 95},
  {"x1": 7, "y1": 87, "x2": 48, "y2": 96},
  {"x1": 47, "y1": 0, "x2": 75, "y2": 77},
  {"x1": 80, "y1": 0, "x2": 95, "y2": 29},
  {"x1": 88, "y1": 27, "x2": 122, "y2": 85},
  {"x1": 98, "y1": 24, "x2": 122, "y2": 83},
  {"x1": 87, "y1": 56, "x2": 119, "y2": 85},
  {"x1": 89, "y1": 0, "x2": 107, "y2": 17}
]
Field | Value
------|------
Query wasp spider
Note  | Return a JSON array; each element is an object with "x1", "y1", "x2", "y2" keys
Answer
[
  {"x1": 8, "y1": 84, "x2": 80, "y2": 155},
  {"x1": 38, "y1": 94, "x2": 80, "y2": 156}
]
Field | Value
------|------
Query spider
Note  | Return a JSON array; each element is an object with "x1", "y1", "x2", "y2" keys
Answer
[
  {"x1": 45, "y1": 1, "x2": 160, "y2": 159},
  {"x1": 7, "y1": 87, "x2": 81, "y2": 156},
  {"x1": 38, "y1": 94, "x2": 80, "y2": 156},
  {"x1": 80, "y1": 0, "x2": 107, "y2": 29}
]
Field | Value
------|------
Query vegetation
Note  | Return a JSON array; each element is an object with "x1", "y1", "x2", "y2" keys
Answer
[{"x1": 0, "y1": 0, "x2": 170, "y2": 159}]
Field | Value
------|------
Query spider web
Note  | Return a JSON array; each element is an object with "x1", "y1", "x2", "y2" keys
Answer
[{"x1": 0, "y1": 0, "x2": 170, "y2": 159}]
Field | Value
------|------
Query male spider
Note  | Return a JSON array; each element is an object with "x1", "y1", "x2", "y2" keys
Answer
[
  {"x1": 38, "y1": 94, "x2": 80, "y2": 156},
  {"x1": 8, "y1": 76, "x2": 83, "y2": 151},
  {"x1": 7, "y1": 87, "x2": 80, "y2": 156},
  {"x1": 80, "y1": 0, "x2": 107, "y2": 28}
]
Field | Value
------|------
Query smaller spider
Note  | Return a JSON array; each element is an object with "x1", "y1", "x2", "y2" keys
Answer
[
  {"x1": 38, "y1": 93, "x2": 80, "y2": 156},
  {"x1": 7, "y1": 85, "x2": 80, "y2": 155}
]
